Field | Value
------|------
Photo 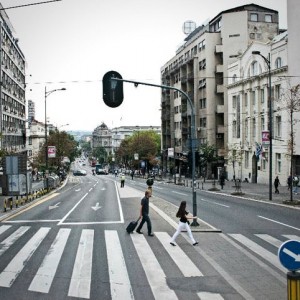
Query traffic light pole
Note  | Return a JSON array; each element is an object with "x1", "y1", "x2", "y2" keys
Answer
[{"x1": 111, "y1": 77, "x2": 199, "y2": 226}]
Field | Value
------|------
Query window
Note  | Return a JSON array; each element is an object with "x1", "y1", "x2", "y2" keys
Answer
[
  {"x1": 275, "y1": 84, "x2": 281, "y2": 100},
  {"x1": 275, "y1": 57, "x2": 282, "y2": 68},
  {"x1": 198, "y1": 79, "x2": 206, "y2": 89},
  {"x1": 262, "y1": 152, "x2": 268, "y2": 170},
  {"x1": 232, "y1": 74, "x2": 237, "y2": 83},
  {"x1": 261, "y1": 89, "x2": 265, "y2": 103},
  {"x1": 275, "y1": 116, "x2": 282, "y2": 137},
  {"x1": 251, "y1": 61, "x2": 259, "y2": 76},
  {"x1": 252, "y1": 91, "x2": 256, "y2": 106},
  {"x1": 200, "y1": 117, "x2": 207, "y2": 128},
  {"x1": 245, "y1": 119, "x2": 249, "y2": 137},
  {"x1": 245, "y1": 151, "x2": 249, "y2": 168},
  {"x1": 233, "y1": 121, "x2": 237, "y2": 138},
  {"x1": 232, "y1": 95, "x2": 237, "y2": 108},
  {"x1": 250, "y1": 13, "x2": 258, "y2": 22},
  {"x1": 276, "y1": 153, "x2": 282, "y2": 173},
  {"x1": 245, "y1": 93, "x2": 248, "y2": 107},
  {"x1": 265, "y1": 14, "x2": 272, "y2": 23},
  {"x1": 199, "y1": 98, "x2": 206, "y2": 109},
  {"x1": 252, "y1": 118, "x2": 256, "y2": 138},
  {"x1": 261, "y1": 117, "x2": 265, "y2": 131}
]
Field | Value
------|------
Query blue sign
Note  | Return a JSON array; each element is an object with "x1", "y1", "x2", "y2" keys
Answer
[{"x1": 278, "y1": 240, "x2": 300, "y2": 271}]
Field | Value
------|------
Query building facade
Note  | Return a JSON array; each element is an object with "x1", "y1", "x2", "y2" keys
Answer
[
  {"x1": 0, "y1": 6, "x2": 26, "y2": 153},
  {"x1": 161, "y1": 4, "x2": 279, "y2": 178},
  {"x1": 227, "y1": 34, "x2": 288, "y2": 184}
]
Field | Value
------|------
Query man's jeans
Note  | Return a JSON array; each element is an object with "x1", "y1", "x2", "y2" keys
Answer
[{"x1": 136, "y1": 214, "x2": 152, "y2": 235}]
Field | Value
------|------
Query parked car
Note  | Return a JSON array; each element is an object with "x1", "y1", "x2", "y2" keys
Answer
[{"x1": 73, "y1": 169, "x2": 87, "y2": 176}]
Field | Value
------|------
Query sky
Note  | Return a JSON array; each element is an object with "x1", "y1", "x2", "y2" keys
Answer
[{"x1": 1, "y1": 0, "x2": 287, "y2": 131}]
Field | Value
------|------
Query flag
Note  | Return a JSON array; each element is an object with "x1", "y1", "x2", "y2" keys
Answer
[{"x1": 255, "y1": 142, "x2": 262, "y2": 159}]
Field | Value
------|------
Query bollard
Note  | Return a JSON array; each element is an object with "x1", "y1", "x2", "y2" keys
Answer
[
  {"x1": 287, "y1": 271, "x2": 300, "y2": 300},
  {"x1": 3, "y1": 198, "x2": 7, "y2": 212},
  {"x1": 16, "y1": 198, "x2": 18, "y2": 208},
  {"x1": 202, "y1": 182, "x2": 204, "y2": 190},
  {"x1": 9, "y1": 197, "x2": 13, "y2": 210}
]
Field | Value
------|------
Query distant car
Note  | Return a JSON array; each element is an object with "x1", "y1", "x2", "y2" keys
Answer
[
  {"x1": 73, "y1": 169, "x2": 87, "y2": 176},
  {"x1": 96, "y1": 168, "x2": 108, "y2": 175}
]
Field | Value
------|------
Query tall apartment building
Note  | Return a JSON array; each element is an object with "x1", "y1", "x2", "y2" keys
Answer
[
  {"x1": 161, "y1": 4, "x2": 279, "y2": 177},
  {"x1": 27, "y1": 100, "x2": 35, "y2": 124},
  {"x1": 0, "y1": 5, "x2": 26, "y2": 153}
]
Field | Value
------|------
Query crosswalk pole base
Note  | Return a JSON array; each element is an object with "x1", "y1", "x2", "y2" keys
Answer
[{"x1": 287, "y1": 271, "x2": 300, "y2": 300}]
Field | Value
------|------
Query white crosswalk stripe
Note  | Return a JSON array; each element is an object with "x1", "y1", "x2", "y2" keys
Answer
[
  {"x1": 29, "y1": 228, "x2": 71, "y2": 293},
  {"x1": 228, "y1": 233, "x2": 286, "y2": 273},
  {"x1": 0, "y1": 226, "x2": 30, "y2": 257},
  {"x1": 0, "y1": 225, "x2": 296, "y2": 299},
  {"x1": 68, "y1": 229, "x2": 94, "y2": 299},
  {"x1": 105, "y1": 230, "x2": 134, "y2": 300},
  {"x1": 0, "y1": 227, "x2": 50, "y2": 287},
  {"x1": 131, "y1": 233, "x2": 178, "y2": 300},
  {"x1": 155, "y1": 231, "x2": 203, "y2": 277}
]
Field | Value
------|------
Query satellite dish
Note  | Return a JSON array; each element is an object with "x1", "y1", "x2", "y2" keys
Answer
[{"x1": 182, "y1": 20, "x2": 196, "y2": 35}]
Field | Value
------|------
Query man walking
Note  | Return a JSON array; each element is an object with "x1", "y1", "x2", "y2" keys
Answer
[
  {"x1": 136, "y1": 190, "x2": 154, "y2": 236},
  {"x1": 274, "y1": 176, "x2": 280, "y2": 194}
]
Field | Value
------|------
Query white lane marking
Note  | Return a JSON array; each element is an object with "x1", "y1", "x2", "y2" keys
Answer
[
  {"x1": 154, "y1": 186, "x2": 163, "y2": 190},
  {"x1": 228, "y1": 234, "x2": 286, "y2": 273},
  {"x1": 255, "y1": 234, "x2": 283, "y2": 248},
  {"x1": 58, "y1": 193, "x2": 88, "y2": 225},
  {"x1": 91, "y1": 202, "x2": 102, "y2": 211},
  {"x1": 89, "y1": 188, "x2": 93, "y2": 192},
  {"x1": 155, "y1": 232, "x2": 203, "y2": 277},
  {"x1": 49, "y1": 202, "x2": 61, "y2": 210},
  {"x1": 115, "y1": 181, "x2": 124, "y2": 223},
  {"x1": 0, "y1": 227, "x2": 51, "y2": 287},
  {"x1": 200, "y1": 198, "x2": 230, "y2": 208},
  {"x1": 68, "y1": 229, "x2": 94, "y2": 299},
  {"x1": 5, "y1": 220, "x2": 61, "y2": 223},
  {"x1": 105, "y1": 230, "x2": 134, "y2": 300},
  {"x1": 0, "y1": 226, "x2": 30, "y2": 256},
  {"x1": 172, "y1": 191, "x2": 188, "y2": 196},
  {"x1": 131, "y1": 234, "x2": 178, "y2": 300},
  {"x1": 0, "y1": 225, "x2": 11, "y2": 235},
  {"x1": 197, "y1": 292, "x2": 224, "y2": 299},
  {"x1": 75, "y1": 189, "x2": 81, "y2": 192},
  {"x1": 29, "y1": 228, "x2": 71, "y2": 293},
  {"x1": 258, "y1": 215, "x2": 300, "y2": 231}
]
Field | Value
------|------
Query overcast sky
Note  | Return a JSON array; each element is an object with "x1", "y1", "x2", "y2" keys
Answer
[{"x1": 1, "y1": 0, "x2": 287, "y2": 131}]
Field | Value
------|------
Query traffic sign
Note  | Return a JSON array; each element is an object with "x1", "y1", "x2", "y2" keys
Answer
[{"x1": 278, "y1": 240, "x2": 300, "y2": 271}]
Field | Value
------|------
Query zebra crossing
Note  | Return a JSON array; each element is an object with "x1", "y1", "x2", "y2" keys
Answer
[{"x1": 0, "y1": 224, "x2": 297, "y2": 299}]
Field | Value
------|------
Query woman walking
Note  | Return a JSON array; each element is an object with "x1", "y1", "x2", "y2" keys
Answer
[{"x1": 170, "y1": 201, "x2": 198, "y2": 246}]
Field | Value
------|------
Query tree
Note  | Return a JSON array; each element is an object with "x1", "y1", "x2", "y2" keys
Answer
[
  {"x1": 277, "y1": 82, "x2": 300, "y2": 201},
  {"x1": 93, "y1": 147, "x2": 107, "y2": 164},
  {"x1": 199, "y1": 143, "x2": 218, "y2": 179}
]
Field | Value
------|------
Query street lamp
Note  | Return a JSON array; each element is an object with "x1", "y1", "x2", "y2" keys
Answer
[
  {"x1": 252, "y1": 51, "x2": 272, "y2": 201},
  {"x1": 45, "y1": 87, "x2": 66, "y2": 189}
]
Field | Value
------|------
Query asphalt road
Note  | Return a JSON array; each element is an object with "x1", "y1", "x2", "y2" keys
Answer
[{"x1": 0, "y1": 170, "x2": 299, "y2": 299}]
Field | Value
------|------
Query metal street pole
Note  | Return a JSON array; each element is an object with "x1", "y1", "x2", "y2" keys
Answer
[
  {"x1": 111, "y1": 77, "x2": 199, "y2": 226},
  {"x1": 44, "y1": 87, "x2": 66, "y2": 190},
  {"x1": 252, "y1": 51, "x2": 272, "y2": 201}
]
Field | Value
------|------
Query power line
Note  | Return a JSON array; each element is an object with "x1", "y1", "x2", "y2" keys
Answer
[{"x1": 0, "y1": 0, "x2": 62, "y2": 11}]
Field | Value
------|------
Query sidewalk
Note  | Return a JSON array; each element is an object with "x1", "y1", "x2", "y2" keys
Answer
[{"x1": 156, "y1": 176, "x2": 300, "y2": 206}]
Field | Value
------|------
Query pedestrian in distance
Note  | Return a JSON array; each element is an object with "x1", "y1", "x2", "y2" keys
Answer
[
  {"x1": 131, "y1": 170, "x2": 134, "y2": 180},
  {"x1": 136, "y1": 190, "x2": 154, "y2": 236},
  {"x1": 274, "y1": 176, "x2": 280, "y2": 194},
  {"x1": 220, "y1": 173, "x2": 225, "y2": 189},
  {"x1": 293, "y1": 175, "x2": 299, "y2": 194},
  {"x1": 170, "y1": 201, "x2": 198, "y2": 246},
  {"x1": 287, "y1": 175, "x2": 292, "y2": 190},
  {"x1": 120, "y1": 173, "x2": 125, "y2": 188}
]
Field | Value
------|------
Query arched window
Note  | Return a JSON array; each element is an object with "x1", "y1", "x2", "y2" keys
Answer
[
  {"x1": 275, "y1": 57, "x2": 282, "y2": 69},
  {"x1": 251, "y1": 61, "x2": 259, "y2": 76},
  {"x1": 232, "y1": 74, "x2": 237, "y2": 83}
]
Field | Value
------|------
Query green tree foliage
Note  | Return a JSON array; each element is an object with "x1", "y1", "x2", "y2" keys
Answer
[
  {"x1": 116, "y1": 130, "x2": 161, "y2": 168},
  {"x1": 93, "y1": 146, "x2": 107, "y2": 164},
  {"x1": 38, "y1": 129, "x2": 79, "y2": 171},
  {"x1": 199, "y1": 143, "x2": 218, "y2": 178}
]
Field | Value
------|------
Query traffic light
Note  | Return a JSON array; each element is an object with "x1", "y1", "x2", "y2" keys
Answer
[{"x1": 102, "y1": 71, "x2": 123, "y2": 108}]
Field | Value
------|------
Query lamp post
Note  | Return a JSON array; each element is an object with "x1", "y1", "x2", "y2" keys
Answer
[
  {"x1": 45, "y1": 87, "x2": 66, "y2": 189},
  {"x1": 252, "y1": 51, "x2": 272, "y2": 201}
]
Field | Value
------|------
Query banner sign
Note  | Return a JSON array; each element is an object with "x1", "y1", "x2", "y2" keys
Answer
[
  {"x1": 48, "y1": 146, "x2": 56, "y2": 158},
  {"x1": 168, "y1": 148, "x2": 174, "y2": 158},
  {"x1": 262, "y1": 131, "x2": 270, "y2": 145}
]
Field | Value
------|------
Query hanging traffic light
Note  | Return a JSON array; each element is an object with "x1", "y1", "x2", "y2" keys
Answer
[{"x1": 102, "y1": 71, "x2": 123, "y2": 108}]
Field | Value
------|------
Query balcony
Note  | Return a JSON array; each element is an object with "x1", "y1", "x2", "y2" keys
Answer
[
  {"x1": 216, "y1": 105, "x2": 224, "y2": 114},
  {"x1": 215, "y1": 44, "x2": 223, "y2": 53},
  {"x1": 217, "y1": 125, "x2": 225, "y2": 134},
  {"x1": 216, "y1": 64, "x2": 223, "y2": 73},
  {"x1": 216, "y1": 84, "x2": 224, "y2": 94}
]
